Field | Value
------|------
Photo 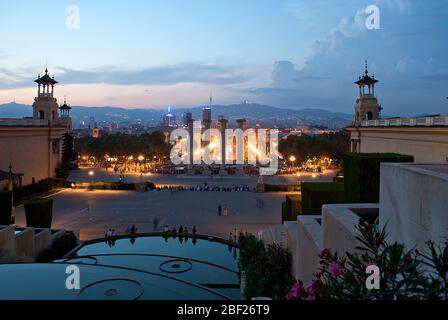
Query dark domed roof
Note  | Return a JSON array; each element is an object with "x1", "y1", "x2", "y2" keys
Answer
[
  {"x1": 35, "y1": 68, "x2": 58, "y2": 85},
  {"x1": 355, "y1": 61, "x2": 378, "y2": 86},
  {"x1": 59, "y1": 103, "x2": 71, "y2": 110},
  {"x1": 59, "y1": 98, "x2": 72, "y2": 110}
]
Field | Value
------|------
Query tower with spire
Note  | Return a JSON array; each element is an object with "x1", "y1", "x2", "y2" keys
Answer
[
  {"x1": 32, "y1": 68, "x2": 60, "y2": 122},
  {"x1": 202, "y1": 93, "x2": 212, "y2": 131},
  {"x1": 353, "y1": 61, "x2": 382, "y2": 126}
]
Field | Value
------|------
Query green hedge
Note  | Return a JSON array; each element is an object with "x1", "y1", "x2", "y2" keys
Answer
[
  {"x1": 301, "y1": 182, "x2": 345, "y2": 215},
  {"x1": 0, "y1": 191, "x2": 12, "y2": 225},
  {"x1": 145, "y1": 181, "x2": 156, "y2": 191},
  {"x1": 13, "y1": 179, "x2": 72, "y2": 205},
  {"x1": 344, "y1": 153, "x2": 414, "y2": 203},
  {"x1": 24, "y1": 197, "x2": 53, "y2": 228},
  {"x1": 265, "y1": 184, "x2": 301, "y2": 192},
  {"x1": 282, "y1": 195, "x2": 301, "y2": 222},
  {"x1": 88, "y1": 182, "x2": 136, "y2": 191}
]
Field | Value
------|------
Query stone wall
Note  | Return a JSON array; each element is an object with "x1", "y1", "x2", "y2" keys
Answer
[
  {"x1": 380, "y1": 163, "x2": 448, "y2": 253},
  {"x1": 0, "y1": 126, "x2": 65, "y2": 185},
  {"x1": 349, "y1": 127, "x2": 448, "y2": 163},
  {"x1": 296, "y1": 215, "x2": 322, "y2": 284}
]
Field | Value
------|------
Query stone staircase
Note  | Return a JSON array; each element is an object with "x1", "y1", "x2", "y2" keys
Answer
[{"x1": 0, "y1": 225, "x2": 67, "y2": 262}]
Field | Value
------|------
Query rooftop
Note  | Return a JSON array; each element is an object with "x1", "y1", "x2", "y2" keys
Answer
[
  {"x1": 359, "y1": 115, "x2": 448, "y2": 128},
  {"x1": 34, "y1": 69, "x2": 58, "y2": 85}
]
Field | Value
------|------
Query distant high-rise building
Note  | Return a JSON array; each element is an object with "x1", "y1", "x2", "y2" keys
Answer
[
  {"x1": 183, "y1": 112, "x2": 193, "y2": 127},
  {"x1": 162, "y1": 107, "x2": 176, "y2": 127},
  {"x1": 202, "y1": 95, "x2": 212, "y2": 131}
]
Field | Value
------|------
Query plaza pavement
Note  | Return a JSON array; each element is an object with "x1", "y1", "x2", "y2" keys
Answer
[{"x1": 13, "y1": 168, "x2": 336, "y2": 241}]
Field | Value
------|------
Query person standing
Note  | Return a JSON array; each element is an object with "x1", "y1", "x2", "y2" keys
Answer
[{"x1": 218, "y1": 205, "x2": 222, "y2": 216}]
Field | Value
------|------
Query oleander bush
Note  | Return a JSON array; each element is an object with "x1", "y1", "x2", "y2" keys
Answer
[
  {"x1": 286, "y1": 221, "x2": 448, "y2": 300},
  {"x1": 240, "y1": 235, "x2": 294, "y2": 300}
]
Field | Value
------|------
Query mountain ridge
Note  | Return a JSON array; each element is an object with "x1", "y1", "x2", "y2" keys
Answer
[{"x1": 0, "y1": 102, "x2": 353, "y2": 128}]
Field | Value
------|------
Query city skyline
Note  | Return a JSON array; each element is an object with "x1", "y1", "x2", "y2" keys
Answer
[{"x1": 0, "y1": 0, "x2": 447, "y2": 116}]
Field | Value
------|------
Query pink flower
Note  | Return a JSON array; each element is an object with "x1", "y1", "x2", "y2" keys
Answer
[
  {"x1": 305, "y1": 282, "x2": 318, "y2": 300},
  {"x1": 328, "y1": 262, "x2": 342, "y2": 278},
  {"x1": 286, "y1": 282, "x2": 306, "y2": 300},
  {"x1": 305, "y1": 283, "x2": 315, "y2": 294}
]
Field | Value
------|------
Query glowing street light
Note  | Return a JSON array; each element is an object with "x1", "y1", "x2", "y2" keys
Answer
[
  {"x1": 138, "y1": 155, "x2": 145, "y2": 162},
  {"x1": 289, "y1": 155, "x2": 296, "y2": 169}
]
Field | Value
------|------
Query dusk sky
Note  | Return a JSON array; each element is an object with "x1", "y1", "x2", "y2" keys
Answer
[{"x1": 0, "y1": 0, "x2": 447, "y2": 115}]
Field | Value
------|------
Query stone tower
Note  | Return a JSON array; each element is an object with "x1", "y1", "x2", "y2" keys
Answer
[
  {"x1": 33, "y1": 68, "x2": 59, "y2": 121},
  {"x1": 58, "y1": 97, "x2": 73, "y2": 132},
  {"x1": 354, "y1": 61, "x2": 382, "y2": 126}
]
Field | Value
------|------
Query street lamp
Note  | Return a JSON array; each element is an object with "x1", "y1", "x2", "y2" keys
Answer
[
  {"x1": 89, "y1": 170, "x2": 94, "y2": 185},
  {"x1": 289, "y1": 155, "x2": 296, "y2": 169}
]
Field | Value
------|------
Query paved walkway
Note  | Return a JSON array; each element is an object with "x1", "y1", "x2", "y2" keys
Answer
[{"x1": 13, "y1": 168, "x2": 335, "y2": 241}]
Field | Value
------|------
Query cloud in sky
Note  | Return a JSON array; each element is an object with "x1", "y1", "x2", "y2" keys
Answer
[
  {"x1": 0, "y1": 1, "x2": 447, "y2": 115},
  {"x1": 246, "y1": 1, "x2": 448, "y2": 115},
  {"x1": 0, "y1": 63, "x2": 249, "y2": 89}
]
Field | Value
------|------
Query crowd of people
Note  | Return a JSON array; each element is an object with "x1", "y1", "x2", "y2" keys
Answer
[
  {"x1": 153, "y1": 182, "x2": 254, "y2": 192},
  {"x1": 162, "y1": 225, "x2": 198, "y2": 235},
  {"x1": 228, "y1": 231, "x2": 250, "y2": 243}
]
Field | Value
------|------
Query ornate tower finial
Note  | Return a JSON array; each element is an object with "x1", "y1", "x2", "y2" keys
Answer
[{"x1": 365, "y1": 60, "x2": 368, "y2": 75}]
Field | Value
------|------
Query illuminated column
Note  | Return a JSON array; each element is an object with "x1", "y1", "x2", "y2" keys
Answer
[{"x1": 218, "y1": 118, "x2": 228, "y2": 164}]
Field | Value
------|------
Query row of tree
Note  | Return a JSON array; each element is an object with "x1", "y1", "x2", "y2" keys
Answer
[
  {"x1": 74, "y1": 132, "x2": 171, "y2": 160},
  {"x1": 279, "y1": 130, "x2": 350, "y2": 165}
]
